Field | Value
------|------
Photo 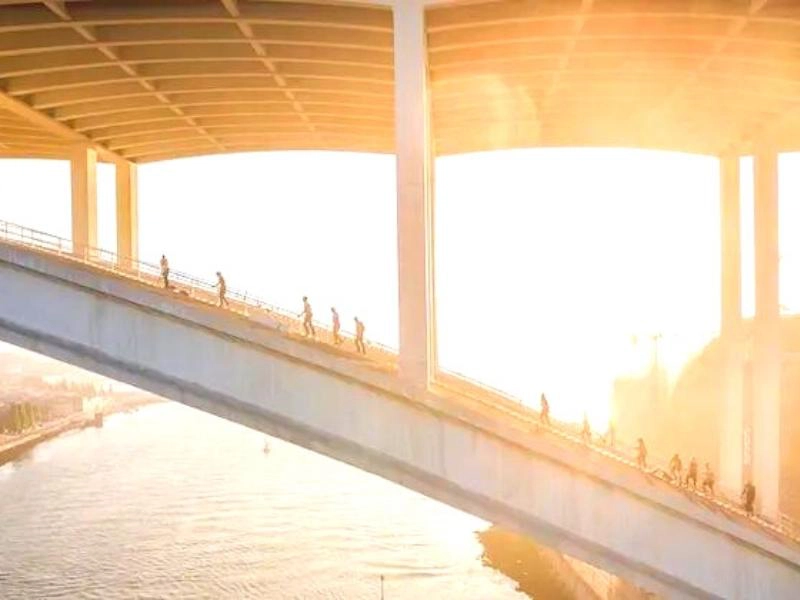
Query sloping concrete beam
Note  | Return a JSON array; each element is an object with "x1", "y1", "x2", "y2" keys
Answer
[{"x1": 0, "y1": 89, "x2": 123, "y2": 163}]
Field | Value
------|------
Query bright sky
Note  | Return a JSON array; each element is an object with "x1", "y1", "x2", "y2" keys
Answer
[{"x1": 1, "y1": 149, "x2": 798, "y2": 430}]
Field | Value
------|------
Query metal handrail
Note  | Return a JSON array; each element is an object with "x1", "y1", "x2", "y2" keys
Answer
[
  {"x1": 781, "y1": 512, "x2": 800, "y2": 538},
  {"x1": 0, "y1": 219, "x2": 397, "y2": 361},
  {"x1": 0, "y1": 219, "x2": 797, "y2": 544},
  {"x1": 436, "y1": 366, "x2": 800, "y2": 543}
]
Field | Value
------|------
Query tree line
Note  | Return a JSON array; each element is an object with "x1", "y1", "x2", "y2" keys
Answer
[{"x1": 0, "y1": 402, "x2": 42, "y2": 434}]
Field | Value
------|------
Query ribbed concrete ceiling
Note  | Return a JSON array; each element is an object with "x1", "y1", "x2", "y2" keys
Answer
[{"x1": 0, "y1": 0, "x2": 797, "y2": 163}]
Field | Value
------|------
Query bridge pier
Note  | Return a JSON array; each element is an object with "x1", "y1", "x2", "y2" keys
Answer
[
  {"x1": 753, "y1": 148, "x2": 781, "y2": 520},
  {"x1": 70, "y1": 145, "x2": 97, "y2": 259},
  {"x1": 719, "y1": 154, "x2": 745, "y2": 499},
  {"x1": 116, "y1": 161, "x2": 138, "y2": 269},
  {"x1": 393, "y1": 0, "x2": 437, "y2": 390}
]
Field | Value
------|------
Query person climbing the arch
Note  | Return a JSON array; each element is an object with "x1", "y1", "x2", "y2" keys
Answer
[
  {"x1": 742, "y1": 481, "x2": 756, "y2": 516},
  {"x1": 214, "y1": 271, "x2": 229, "y2": 308},
  {"x1": 331, "y1": 307, "x2": 342, "y2": 344},
  {"x1": 636, "y1": 438, "x2": 648, "y2": 469},
  {"x1": 160, "y1": 254, "x2": 170, "y2": 289},
  {"x1": 581, "y1": 413, "x2": 591, "y2": 444},
  {"x1": 354, "y1": 316, "x2": 366, "y2": 354},
  {"x1": 539, "y1": 393, "x2": 550, "y2": 426},
  {"x1": 685, "y1": 457, "x2": 698, "y2": 490},
  {"x1": 669, "y1": 453, "x2": 683, "y2": 484},
  {"x1": 702, "y1": 463, "x2": 715, "y2": 496},
  {"x1": 299, "y1": 296, "x2": 315, "y2": 337}
]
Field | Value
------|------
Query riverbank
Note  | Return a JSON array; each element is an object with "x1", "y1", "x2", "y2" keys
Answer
[
  {"x1": 0, "y1": 402, "x2": 533, "y2": 599},
  {"x1": 478, "y1": 527, "x2": 652, "y2": 600},
  {"x1": 0, "y1": 396, "x2": 161, "y2": 467}
]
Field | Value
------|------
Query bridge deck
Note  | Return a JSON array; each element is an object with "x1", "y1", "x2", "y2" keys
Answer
[
  {"x1": 0, "y1": 218, "x2": 796, "y2": 551},
  {"x1": 1, "y1": 225, "x2": 800, "y2": 597}
]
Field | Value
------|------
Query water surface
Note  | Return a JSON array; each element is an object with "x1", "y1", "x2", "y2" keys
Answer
[{"x1": 0, "y1": 403, "x2": 529, "y2": 599}]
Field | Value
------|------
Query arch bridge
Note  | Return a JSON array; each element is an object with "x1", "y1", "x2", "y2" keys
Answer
[{"x1": 0, "y1": 1, "x2": 799, "y2": 597}]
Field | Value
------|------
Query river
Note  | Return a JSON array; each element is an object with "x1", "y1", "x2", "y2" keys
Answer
[{"x1": 0, "y1": 402, "x2": 531, "y2": 599}]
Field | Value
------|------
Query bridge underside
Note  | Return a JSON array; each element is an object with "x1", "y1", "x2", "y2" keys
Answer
[
  {"x1": 0, "y1": 0, "x2": 798, "y2": 162},
  {"x1": 1, "y1": 241, "x2": 799, "y2": 599}
]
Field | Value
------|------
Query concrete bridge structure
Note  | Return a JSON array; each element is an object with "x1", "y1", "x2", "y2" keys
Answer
[
  {"x1": 0, "y1": 0, "x2": 799, "y2": 597},
  {"x1": 1, "y1": 227, "x2": 800, "y2": 600}
]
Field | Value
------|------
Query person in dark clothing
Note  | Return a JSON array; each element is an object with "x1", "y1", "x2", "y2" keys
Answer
[
  {"x1": 331, "y1": 307, "x2": 342, "y2": 344},
  {"x1": 354, "y1": 317, "x2": 366, "y2": 354},
  {"x1": 702, "y1": 463, "x2": 715, "y2": 496},
  {"x1": 636, "y1": 438, "x2": 647, "y2": 469},
  {"x1": 214, "y1": 271, "x2": 228, "y2": 307},
  {"x1": 685, "y1": 457, "x2": 698, "y2": 490},
  {"x1": 581, "y1": 413, "x2": 591, "y2": 443},
  {"x1": 299, "y1": 296, "x2": 315, "y2": 337},
  {"x1": 742, "y1": 482, "x2": 756, "y2": 516},
  {"x1": 160, "y1": 254, "x2": 170, "y2": 289},
  {"x1": 539, "y1": 393, "x2": 550, "y2": 426},
  {"x1": 669, "y1": 453, "x2": 683, "y2": 484}
]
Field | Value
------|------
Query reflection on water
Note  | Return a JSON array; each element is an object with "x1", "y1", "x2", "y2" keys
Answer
[{"x1": 0, "y1": 403, "x2": 530, "y2": 599}]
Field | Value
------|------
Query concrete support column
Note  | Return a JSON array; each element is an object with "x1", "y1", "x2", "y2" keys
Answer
[
  {"x1": 752, "y1": 149, "x2": 781, "y2": 520},
  {"x1": 393, "y1": 1, "x2": 436, "y2": 389},
  {"x1": 116, "y1": 161, "x2": 138, "y2": 269},
  {"x1": 70, "y1": 145, "x2": 97, "y2": 259},
  {"x1": 719, "y1": 155, "x2": 744, "y2": 498}
]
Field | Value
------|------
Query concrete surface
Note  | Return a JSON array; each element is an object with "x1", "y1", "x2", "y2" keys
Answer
[{"x1": 0, "y1": 242, "x2": 799, "y2": 599}]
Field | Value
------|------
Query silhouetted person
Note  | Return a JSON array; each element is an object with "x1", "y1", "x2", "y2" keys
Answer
[
  {"x1": 685, "y1": 457, "x2": 698, "y2": 490},
  {"x1": 331, "y1": 307, "x2": 342, "y2": 344},
  {"x1": 539, "y1": 393, "x2": 550, "y2": 426},
  {"x1": 605, "y1": 423, "x2": 615, "y2": 448},
  {"x1": 581, "y1": 413, "x2": 591, "y2": 443},
  {"x1": 702, "y1": 463, "x2": 715, "y2": 496},
  {"x1": 742, "y1": 481, "x2": 756, "y2": 516},
  {"x1": 636, "y1": 438, "x2": 647, "y2": 469},
  {"x1": 669, "y1": 453, "x2": 683, "y2": 484},
  {"x1": 299, "y1": 296, "x2": 315, "y2": 337},
  {"x1": 160, "y1": 254, "x2": 170, "y2": 289},
  {"x1": 354, "y1": 317, "x2": 366, "y2": 354},
  {"x1": 214, "y1": 271, "x2": 228, "y2": 307}
]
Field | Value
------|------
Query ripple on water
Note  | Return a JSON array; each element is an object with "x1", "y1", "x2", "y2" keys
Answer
[{"x1": 0, "y1": 403, "x2": 530, "y2": 599}]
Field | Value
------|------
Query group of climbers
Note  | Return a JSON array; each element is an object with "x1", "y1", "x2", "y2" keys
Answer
[
  {"x1": 538, "y1": 391, "x2": 758, "y2": 519},
  {"x1": 665, "y1": 454, "x2": 755, "y2": 515},
  {"x1": 299, "y1": 297, "x2": 367, "y2": 355},
  {"x1": 668, "y1": 454, "x2": 716, "y2": 496},
  {"x1": 160, "y1": 254, "x2": 764, "y2": 522},
  {"x1": 159, "y1": 256, "x2": 368, "y2": 355}
]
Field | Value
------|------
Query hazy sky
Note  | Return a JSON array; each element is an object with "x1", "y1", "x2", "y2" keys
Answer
[{"x1": 0, "y1": 149, "x2": 798, "y2": 428}]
